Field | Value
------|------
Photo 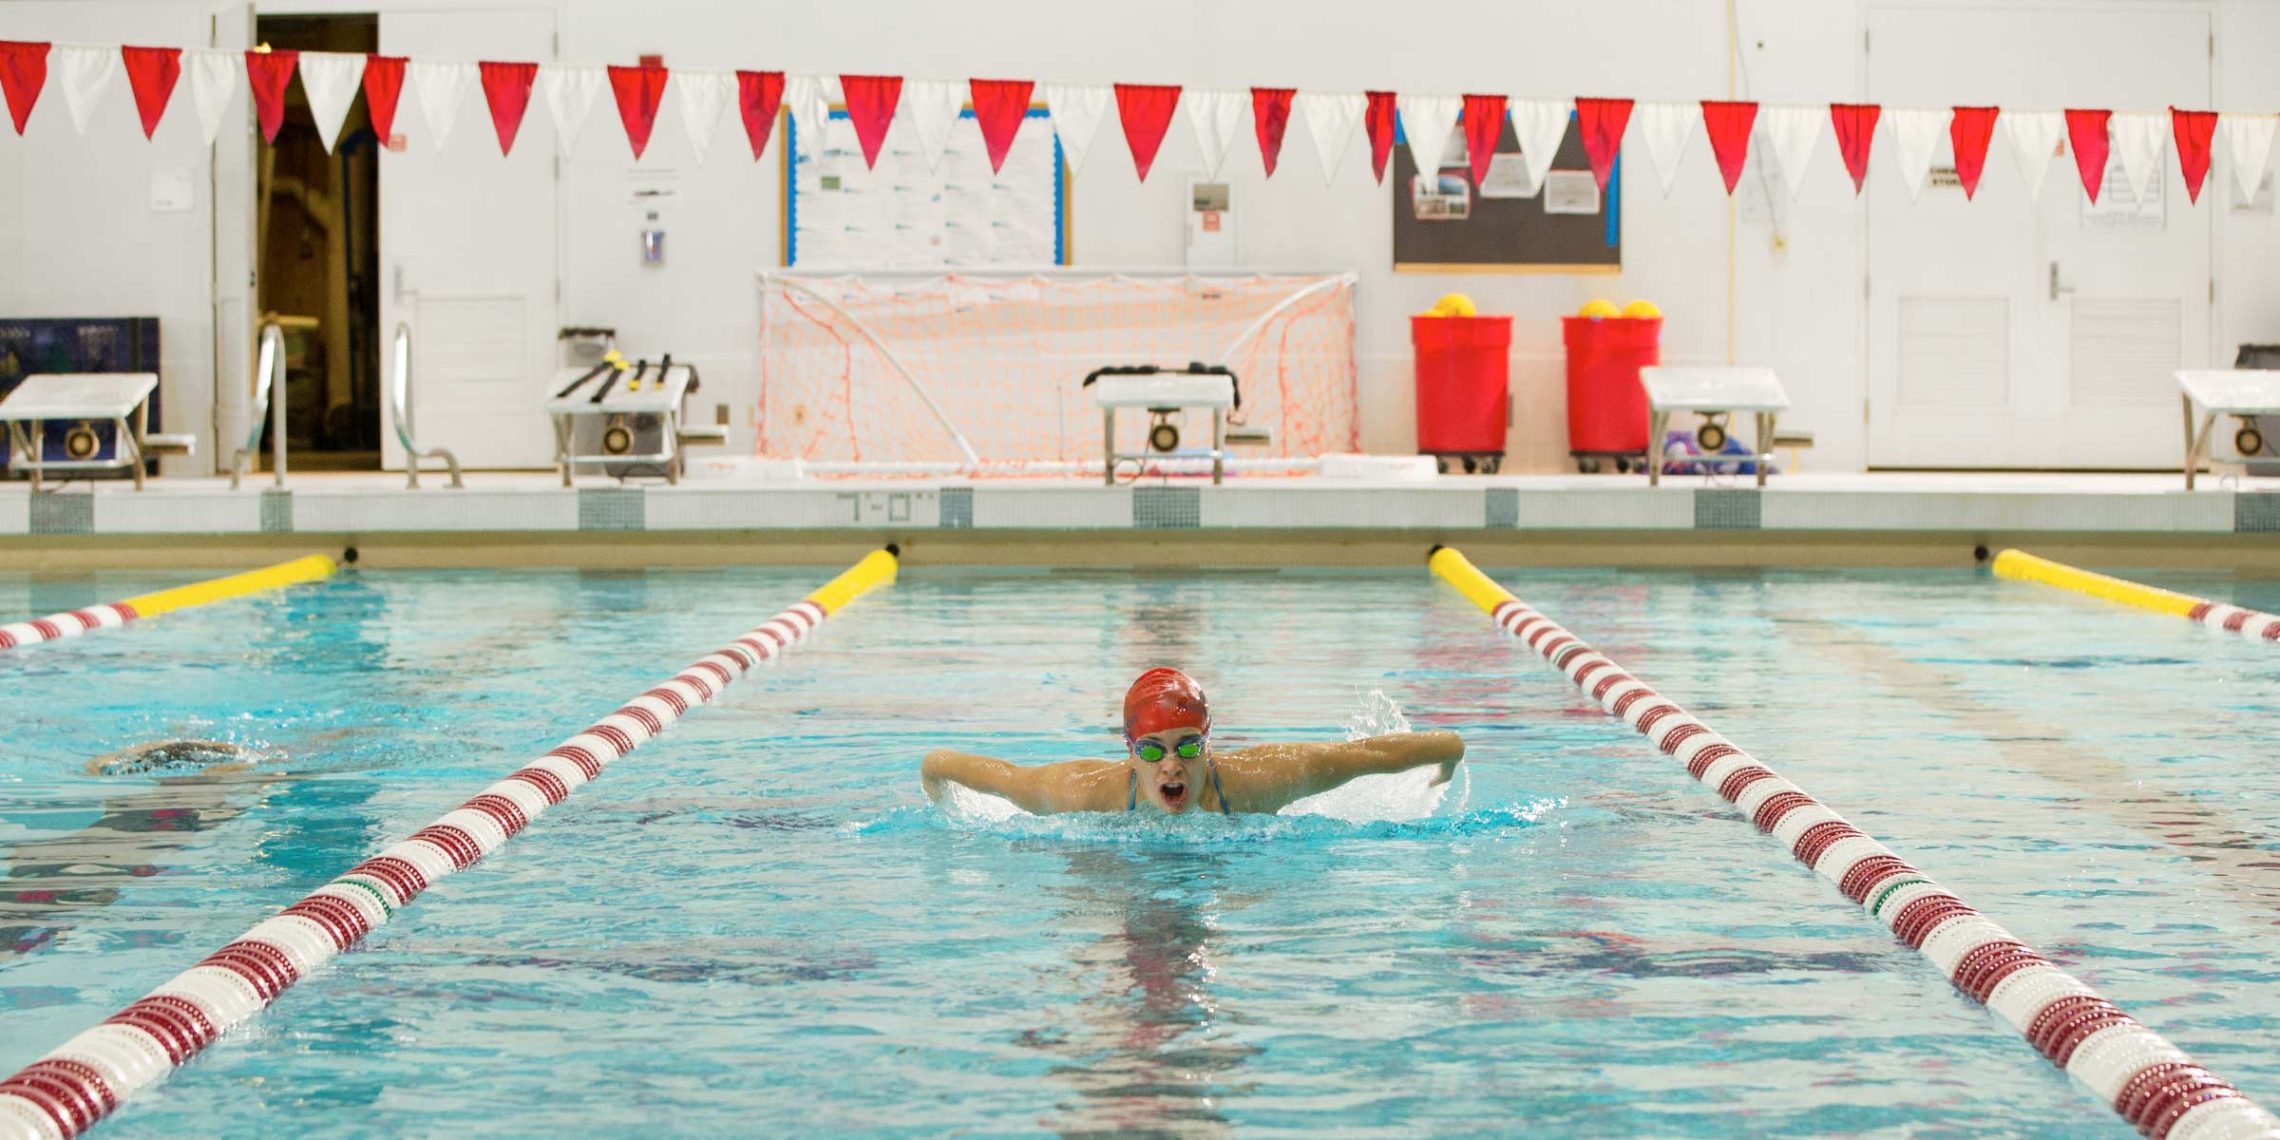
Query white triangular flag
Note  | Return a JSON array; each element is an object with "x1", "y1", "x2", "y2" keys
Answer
[
  {"x1": 784, "y1": 74, "x2": 831, "y2": 159},
  {"x1": 1762, "y1": 104, "x2": 1821, "y2": 199},
  {"x1": 2005, "y1": 110, "x2": 2062, "y2": 201},
  {"x1": 1397, "y1": 93, "x2": 1461, "y2": 179},
  {"x1": 411, "y1": 60, "x2": 474, "y2": 151},
  {"x1": 674, "y1": 70, "x2": 732, "y2": 164},
  {"x1": 2109, "y1": 110, "x2": 2164, "y2": 204},
  {"x1": 188, "y1": 49, "x2": 239, "y2": 146},
  {"x1": 298, "y1": 52, "x2": 364, "y2": 154},
  {"x1": 1636, "y1": 100, "x2": 1696, "y2": 198},
  {"x1": 540, "y1": 64, "x2": 604, "y2": 154},
  {"x1": 55, "y1": 45, "x2": 118, "y2": 136},
  {"x1": 902, "y1": 78, "x2": 963, "y2": 171},
  {"x1": 1043, "y1": 83, "x2": 1110, "y2": 175},
  {"x1": 1296, "y1": 92, "x2": 1363, "y2": 186},
  {"x1": 1888, "y1": 108, "x2": 1942, "y2": 202},
  {"x1": 2220, "y1": 112, "x2": 2277, "y2": 203},
  {"x1": 1509, "y1": 98, "x2": 1572, "y2": 194},
  {"x1": 1185, "y1": 88, "x2": 1245, "y2": 176}
]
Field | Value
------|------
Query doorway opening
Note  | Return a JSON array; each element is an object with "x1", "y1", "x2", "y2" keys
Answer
[{"x1": 253, "y1": 13, "x2": 381, "y2": 471}]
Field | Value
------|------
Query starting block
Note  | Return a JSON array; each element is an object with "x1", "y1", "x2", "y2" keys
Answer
[
  {"x1": 1084, "y1": 364, "x2": 1239, "y2": 485},
  {"x1": 2176, "y1": 369, "x2": 2280, "y2": 489},
  {"x1": 1640, "y1": 366, "x2": 1790, "y2": 488}
]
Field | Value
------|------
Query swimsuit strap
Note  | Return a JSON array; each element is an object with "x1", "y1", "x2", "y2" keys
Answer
[
  {"x1": 1127, "y1": 767, "x2": 1138, "y2": 812},
  {"x1": 1209, "y1": 757, "x2": 1232, "y2": 816}
]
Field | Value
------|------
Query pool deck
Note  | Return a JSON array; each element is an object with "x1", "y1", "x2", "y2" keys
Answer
[{"x1": 3, "y1": 469, "x2": 2278, "y2": 569}]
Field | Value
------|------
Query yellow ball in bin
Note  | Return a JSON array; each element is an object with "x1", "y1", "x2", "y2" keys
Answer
[
  {"x1": 1433, "y1": 292, "x2": 1477, "y2": 317},
  {"x1": 1578, "y1": 298, "x2": 1620, "y2": 319},
  {"x1": 1622, "y1": 300, "x2": 1662, "y2": 318}
]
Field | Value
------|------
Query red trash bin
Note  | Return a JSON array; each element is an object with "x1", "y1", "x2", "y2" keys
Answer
[
  {"x1": 1412, "y1": 314, "x2": 1512, "y2": 473},
  {"x1": 1562, "y1": 315, "x2": 1661, "y2": 470}
]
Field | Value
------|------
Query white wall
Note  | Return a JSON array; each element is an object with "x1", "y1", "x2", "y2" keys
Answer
[
  {"x1": 6, "y1": 0, "x2": 2279, "y2": 474},
  {"x1": 0, "y1": 1, "x2": 230, "y2": 474}
]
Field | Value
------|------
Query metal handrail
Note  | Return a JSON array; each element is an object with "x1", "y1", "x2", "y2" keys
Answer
[
  {"x1": 390, "y1": 323, "x2": 463, "y2": 489},
  {"x1": 228, "y1": 318, "x2": 299, "y2": 490}
]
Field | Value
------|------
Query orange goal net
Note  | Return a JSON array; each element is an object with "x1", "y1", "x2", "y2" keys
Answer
[{"x1": 756, "y1": 271, "x2": 1357, "y2": 473}]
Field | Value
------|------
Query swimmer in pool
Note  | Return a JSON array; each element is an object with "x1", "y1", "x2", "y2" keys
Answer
[{"x1": 920, "y1": 668, "x2": 1463, "y2": 815}]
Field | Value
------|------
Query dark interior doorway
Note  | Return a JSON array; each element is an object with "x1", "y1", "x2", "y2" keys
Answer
[{"x1": 253, "y1": 14, "x2": 380, "y2": 471}]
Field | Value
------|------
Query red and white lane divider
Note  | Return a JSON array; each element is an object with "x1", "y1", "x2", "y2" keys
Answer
[
  {"x1": 0, "y1": 604, "x2": 133, "y2": 650},
  {"x1": 0, "y1": 549, "x2": 897, "y2": 1140},
  {"x1": 2188, "y1": 599, "x2": 2280, "y2": 642},
  {"x1": 1427, "y1": 548, "x2": 2278, "y2": 1140}
]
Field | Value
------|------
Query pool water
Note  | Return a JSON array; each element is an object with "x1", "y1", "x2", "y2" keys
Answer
[{"x1": 3, "y1": 565, "x2": 2278, "y2": 1137}]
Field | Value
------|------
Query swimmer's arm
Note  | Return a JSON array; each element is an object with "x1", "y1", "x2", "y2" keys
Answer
[
  {"x1": 1224, "y1": 731, "x2": 1465, "y2": 811},
  {"x1": 921, "y1": 749, "x2": 1092, "y2": 814}
]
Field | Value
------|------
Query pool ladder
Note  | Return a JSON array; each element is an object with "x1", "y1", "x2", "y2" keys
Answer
[
  {"x1": 227, "y1": 317, "x2": 462, "y2": 489},
  {"x1": 228, "y1": 313, "x2": 315, "y2": 490},
  {"x1": 389, "y1": 323, "x2": 462, "y2": 489}
]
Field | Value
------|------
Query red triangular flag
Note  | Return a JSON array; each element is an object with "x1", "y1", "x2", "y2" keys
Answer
[
  {"x1": 737, "y1": 70, "x2": 785, "y2": 160},
  {"x1": 120, "y1": 46, "x2": 181, "y2": 139},
  {"x1": 1829, "y1": 102, "x2": 1880, "y2": 193},
  {"x1": 1461, "y1": 94, "x2": 1506, "y2": 186},
  {"x1": 608, "y1": 64, "x2": 669, "y2": 159},
  {"x1": 840, "y1": 74, "x2": 902, "y2": 169},
  {"x1": 1114, "y1": 83, "x2": 1180, "y2": 181},
  {"x1": 1364, "y1": 90, "x2": 1398, "y2": 183},
  {"x1": 245, "y1": 50, "x2": 300, "y2": 144},
  {"x1": 2064, "y1": 108, "x2": 2110, "y2": 203},
  {"x1": 0, "y1": 41, "x2": 49, "y2": 135},
  {"x1": 1575, "y1": 97, "x2": 1633, "y2": 190},
  {"x1": 363, "y1": 55, "x2": 407, "y2": 142},
  {"x1": 2171, "y1": 107, "x2": 2218, "y2": 204},
  {"x1": 1949, "y1": 106, "x2": 1999, "y2": 199},
  {"x1": 1251, "y1": 86, "x2": 1294, "y2": 178},
  {"x1": 479, "y1": 61, "x2": 538, "y2": 156},
  {"x1": 971, "y1": 78, "x2": 1033, "y2": 173},
  {"x1": 1701, "y1": 100, "x2": 1758, "y2": 194}
]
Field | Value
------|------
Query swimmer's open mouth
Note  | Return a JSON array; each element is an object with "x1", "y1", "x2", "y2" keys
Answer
[{"x1": 1159, "y1": 781, "x2": 1188, "y2": 806}]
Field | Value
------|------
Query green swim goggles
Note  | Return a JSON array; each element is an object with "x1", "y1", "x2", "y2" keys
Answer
[{"x1": 1133, "y1": 735, "x2": 1206, "y2": 763}]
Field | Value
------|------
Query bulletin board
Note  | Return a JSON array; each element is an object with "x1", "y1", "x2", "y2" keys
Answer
[
  {"x1": 1391, "y1": 112, "x2": 1622, "y2": 273},
  {"x1": 783, "y1": 107, "x2": 1068, "y2": 268}
]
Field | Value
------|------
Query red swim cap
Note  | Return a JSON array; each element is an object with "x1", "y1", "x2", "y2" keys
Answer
[{"x1": 1123, "y1": 667, "x2": 1210, "y2": 740}]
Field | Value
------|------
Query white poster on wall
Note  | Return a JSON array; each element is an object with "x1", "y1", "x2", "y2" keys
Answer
[
  {"x1": 1543, "y1": 170, "x2": 1600, "y2": 215},
  {"x1": 790, "y1": 109, "x2": 1061, "y2": 267},
  {"x1": 2084, "y1": 150, "x2": 2163, "y2": 230}
]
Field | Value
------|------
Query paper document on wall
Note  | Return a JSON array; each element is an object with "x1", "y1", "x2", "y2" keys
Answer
[
  {"x1": 1476, "y1": 153, "x2": 1535, "y2": 198},
  {"x1": 1542, "y1": 170, "x2": 1599, "y2": 214}
]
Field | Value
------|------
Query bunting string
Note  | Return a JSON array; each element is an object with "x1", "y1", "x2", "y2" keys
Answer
[{"x1": 0, "y1": 37, "x2": 2272, "y2": 207}]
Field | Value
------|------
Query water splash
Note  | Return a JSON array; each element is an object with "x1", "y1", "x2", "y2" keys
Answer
[{"x1": 1280, "y1": 689, "x2": 1460, "y2": 822}]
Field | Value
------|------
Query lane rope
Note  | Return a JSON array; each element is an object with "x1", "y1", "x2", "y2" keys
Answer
[
  {"x1": 1428, "y1": 544, "x2": 2280, "y2": 1140},
  {"x1": 0, "y1": 547, "x2": 899, "y2": 1140},
  {"x1": 1993, "y1": 549, "x2": 2280, "y2": 644},
  {"x1": 0, "y1": 555, "x2": 339, "y2": 652}
]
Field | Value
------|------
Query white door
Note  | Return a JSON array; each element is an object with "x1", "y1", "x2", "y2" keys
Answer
[
  {"x1": 1866, "y1": 4, "x2": 2212, "y2": 469},
  {"x1": 379, "y1": 8, "x2": 558, "y2": 470}
]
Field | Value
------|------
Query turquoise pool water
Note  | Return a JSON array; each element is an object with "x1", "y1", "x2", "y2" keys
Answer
[{"x1": 3, "y1": 565, "x2": 2278, "y2": 1137}]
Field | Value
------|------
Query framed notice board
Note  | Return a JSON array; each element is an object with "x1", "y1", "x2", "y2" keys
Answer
[
  {"x1": 1391, "y1": 112, "x2": 1621, "y2": 273},
  {"x1": 782, "y1": 106, "x2": 1068, "y2": 268}
]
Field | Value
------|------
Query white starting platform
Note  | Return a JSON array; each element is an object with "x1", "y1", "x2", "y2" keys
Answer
[
  {"x1": 1641, "y1": 366, "x2": 1790, "y2": 488},
  {"x1": 0, "y1": 373, "x2": 194, "y2": 490},
  {"x1": 2178, "y1": 369, "x2": 2280, "y2": 490},
  {"x1": 1087, "y1": 366, "x2": 1238, "y2": 485},
  {"x1": 545, "y1": 360, "x2": 726, "y2": 486}
]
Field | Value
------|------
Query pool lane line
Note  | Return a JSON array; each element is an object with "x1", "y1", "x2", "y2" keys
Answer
[
  {"x1": 0, "y1": 546, "x2": 899, "y2": 1140},
  {"x1": 0, "y1": 555, "x2": 339, "y2": 652},
  {"x1": 1992, "y1": 549, "x2": 2280, "y2": 644},
  {"x1": 1426, "y1": 545, "x2": 2280, "y2": 1140}
]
